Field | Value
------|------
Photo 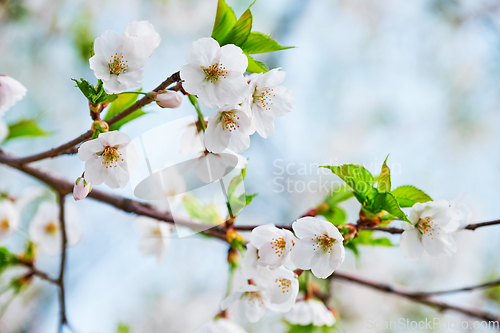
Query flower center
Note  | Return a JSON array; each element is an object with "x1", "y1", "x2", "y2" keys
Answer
[
  {"x1": 275, "y1": 278, "x2": 291, "y2": 294},
  {"x1": 417, "y1": 216, "x2": 440, "y2": 239},
  {"x1": 109, "y1": 53, "x2": 129, "y2": 75},
  {"x1": 253, "y1": 88, "x2": 275, "y2": 112},
  {"x1": 45, "y1": 222, "x2": 58, "y2": 235},
  {"x1": 203, "y1": 63, "x2": 227, "y2": 83},
  {"x1": 270, "y1": 237, "x2": 287, "y2": 258},
  {"x1": 152, "y1": 228, "x2": 162, "y2": 236},
  {"x1": 246, "y1": 291, "x2": 264, "y2": 306},
  {"x1": 0, "y1": 218, "x2": 9, "y2": 231},
  {"x1": 221, "y1": 112, "x2": 240, "y2": 132},
  {"x1": 99, "y1": 146, "x2": 123, "y2": 169},
  {"x1": 312, "y1": 234, "x2": 336, "y2": 253}
]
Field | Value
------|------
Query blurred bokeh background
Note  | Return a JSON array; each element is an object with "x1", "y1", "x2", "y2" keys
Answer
[{"x1": 1, "y1": 0, "x2": 500, "y2": 332}]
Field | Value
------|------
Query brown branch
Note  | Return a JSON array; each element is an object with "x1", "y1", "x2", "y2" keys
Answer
[
  {"x1": 410, "y1": 278, "x2": 500, "y2": 297},
  {"x1": 57, "y1": 193, "x2": 67, "y2": 333},
  {"x1": 3, "y1": 72, "x2": 180, "y2": 165},
  {"x1": 331, "y1": 271, "x2": 500, "y2": 323}
]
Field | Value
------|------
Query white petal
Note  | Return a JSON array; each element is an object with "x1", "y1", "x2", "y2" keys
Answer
[
  {"x1": 422, "y1": 233, "x2": 456, "y2": 257},
  {"x1": 220, "y1": 44, "x2": 248, "y2": 73},
  {"x1": 186, "y1": 37, "x2": 221, "y2": 67},
  {"x1": 400, "y1": 227, "x2": 424, "y2": 261}
]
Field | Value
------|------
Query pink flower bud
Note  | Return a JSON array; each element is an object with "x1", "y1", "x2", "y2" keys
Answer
[
  {"x1": 73, "y1": 178, "x2": 91, "y2": 201},
  {"x1": 156, "y1": 90, "x2": 182, "y2": 109}
]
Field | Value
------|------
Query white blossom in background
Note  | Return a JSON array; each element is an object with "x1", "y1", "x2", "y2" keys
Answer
[
  {"x1": 156, "y1": 90, "x2": 183, "y2": 109},
  {"x1": 179, "y1": 121, "x2": 205, "y2": 154},
  {"x1": 250, "y1": 224, "x2": 296, "y2": 268},
  {"x1": 0, "y1": 119, "x2": 8, "y2": 143},
  {"x1": 243, "y1": 68, "x2": 294, "y2": 138},
  {"x1": 290, "y1": 217, "x2": 345, "y2": 279},
  {"x1": 205, "y1": 105, "x2": 254, "y2": 153},
  {"x1": 181, "y1": 37, "x2": 249, "y2": 108},
  {"x1": 450, "y1": 194, "x2": 472, "y2": 229},
  {"x1": 193, "y1": 318, "x2": 248, "y2": 333},
  {"x1": 0, "y1": 200, "x2": 20, "y2": 239},
  {"x1": 0, "y1": 75, "x2": 27, "y2": 115},
  {"x1": 125, "y1": 20, "x2": 161, "y2": 58},
  {"x1": 400, "y1": 200, "x2": 459, "y2": 261},
  {"x1": 89, "y1": 30, "x2": 149, "y2": 94},
  {"x1": 78, "y1": 131, "x2": 139, "y2": 189},
  {"x1": 29, "y1": 202, "x2": 81, "y2": 255},
  {"x1": 185, "y1": 149, "x2": 246, "y2": 184},
  {"x1": 263, "y1": 266, "x2": 299, "y2": 313},
  {"x1": 221, "y1": 284, "x2": 268, "y2": 323},
  {"x1": 134, "y1": 216, "x2": 171, "y2": 263},
  {"x1": 284, "y1": 299, "x2": 336, "y2": 327}
]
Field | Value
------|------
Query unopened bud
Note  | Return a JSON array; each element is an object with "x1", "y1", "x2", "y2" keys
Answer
[
  {"x1": 89, "y1": 103, "x2": 100, "y2": 114},
  {"x1": 156, "y1": 90, "x2": 182, "y2": 109},
  {"x1": 227, "y1": 248, "x2": 240, "y2": 268},
  {"x1": 91, "y1": 120, "x2": 109, "y2": 139},
  {"x1": 226, "y1": 228, "x2": 245, "y2": 245},
  {"x1": 73, "y1": 177, "x2": 91, "y2": 201},
  {"x1": 338, "y1": 223, "x2": 358, "y2": 243}
]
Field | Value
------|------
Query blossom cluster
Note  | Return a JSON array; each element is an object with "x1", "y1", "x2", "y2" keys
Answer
[
  {"x1": 0, "y1": 75, "x2": 27, "y2": 143},
  {"x1": 221, "y1": 217, "x2": 343, "y2": 325}
]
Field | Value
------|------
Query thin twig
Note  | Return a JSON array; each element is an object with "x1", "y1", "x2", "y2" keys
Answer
[
  {"x1": 331, "y1": 271, "x2": 500, "y2": 323},
  {"x1": 410, "y1": 278, "x2": 500, "y2": 297},
  {"x1": 57, "y1": 193, "x2": 68, "y2": 333},
  {"x1": 3, "y1": 72, "x2": 180, "y2": 165}
]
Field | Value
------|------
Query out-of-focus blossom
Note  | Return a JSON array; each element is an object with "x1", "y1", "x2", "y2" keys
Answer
[
  {"x1": 181, "y1": 37, "x2": 249, "y2": 108},
  {"x1": 125, "y1": 20, "x2": 161, "y2": 57},
  {"x1": 179, "y1": 121, "x2": 205, "y2": 154},
  {"x1": 290, "y1": 217, "x2": 345, "y2": 279},
  {"x1": 205, "y1": 105, "x2": 254, "y2": 153},
  {"x1": 185, "y1": 149, "x2": 246, "y2": 184},
  {"x1": 134, "y1": 216, "x2": 171, "y2": 263},
  {"x1": 284, "y1": 299, "x2": 336, "y2": 327},
  {"x1": 192, "y1": 318, "x2": 248, "y2": 333},
  {"x1": 0, "y1": 119, "x2": 8, "y2": 143},
  {"x1": 0, "y1": 75, "x2": 27, "y2": 115},
  {"x1": 29, "y1": 202, "x2": 81, "y2": 255},
  {"x1": 243, "y1": 68, "x2": 294, "y2": 138},
  {"x1": 78, "y1": 131, "x2": 138, "y2": 189},
  {"x1": 400, "y1": 200, "x2": 459, "y2": 261},
  {"x1": 156, "y1": 90, "x2": 183, "y2": 109},
  {"x1": 0, "y1": 200, "x2": 20, "y2": 239}
]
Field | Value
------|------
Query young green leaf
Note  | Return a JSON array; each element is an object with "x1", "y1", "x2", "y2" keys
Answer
[
  {"x1": 391, "y1": 185, "x2": 432, "y2": 208},
  {"x1": 320, "y1": 206, "x2": 347, "y2": 225},
  {"x1": 377, "y1": 155, "x2": 391, "y2": 192},
  {"x1": 241, "y1": 32, "x2": 294, "y2": 54},
  {"x1": 211, "y1": 0, "x2": 237, "y2": 43},
  {"x1": 116, "y1": 324, "x2": 131, "y2": 333},
  {"x1": 352, "y1": 230, "x2": 393, "y2": 247},
  {"x1": 103, "y1": 92, "x2": 146, "y2": 130},
  {"x1": 324, "y1": 184, "x2": 354, "y2": 206},
  {"x1": 246, "y1": 54, "x2": 269, "y2": 73},
  {"x1": 220, "y1": 1, "x2": 255, "y2": 46},
  {"x1": 182, "y1": 195, "x2": 222, "y2": 224},
  {"x1": 5, "y1": 119, "x2": 50, "y2": 141},
  {"x1": 373, "y1": 192, "x2": 409, "y2": 222},
  {"x1": 0, "y1": 247, "x2": 20, "y2": 274}
]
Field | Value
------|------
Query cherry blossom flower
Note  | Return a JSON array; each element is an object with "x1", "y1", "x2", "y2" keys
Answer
[
  {"x1": 400, "y1": 200, "x2": 459, "y2": 261},
  {"x1": 0, "y1": 75, "x2": 27, "y2": 115},
  {"x1": 185, "y1": 149, "x2": 246, "y2": 184},
  {"x1": 0, "y1": 200, "x2": 20, "y2": 239},
  {"x1": 29, "y1": 202, "x2": 81, "y2": 255},
  {"x1": 450, "y1": 194, "x2": 472, "y2": 229},
  {"x1": 179, "y1": 120, "x2": 205, "y2": 154},
  {"x1": 205, "y1": 105, "x2": 254, "y2": 153},
  {"x1": 125, "y1": 20, "x2": 161, "y2": 57},
  {"x1": 134, "y1": 216, "x2": 171, "y2": 263},
  {"x1": 243, "y1": 68, "x2": 294, "y2": 138},
  {"x1": 180, "y1": 37, "x2": 249, "y2": 108},
  {"x1": 284, "y1": 299, "x2": 336, "y2": 327},
  {"x1": 156, "y1": 90, "x2": 183, "y2": 109},
  {"x1": 89, "y1": 30, "x2": 149, "y2": 94},
  {"x1": 290, "y1": 217, "x2": 345, "y2": 279},
  {"x1": 78, "y1": 131, "x2": 139, "y2": 189},
  {"x1": 73, "y1": 177, "x2": 91, "y2": 201},
  {"x1": 250, "y1": 224, "x2": 296, "y2": 268},
  {"x1": 0, "y1": 119, "x2": 8, "y2": 143},
  {"x1": 193, "y1": 318, "x2": 248, "y2": 333},
  {"x1": 221, "y1": 267, "x2": 299, "y2": 322}
]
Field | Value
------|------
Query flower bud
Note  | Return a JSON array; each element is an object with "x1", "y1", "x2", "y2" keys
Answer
[
  {"x1": 227, "y1": 248, "x2": 240, "y2": 269},
  {"x1": 73, "y1": 177, "x2": 91, "y2": 201},
  {"x1": 226, "y1": 228, "x2": 244, "y2": 245},
  {"x1": 338, "y1": 223, "x2": 358, "y2": 244},
  {"x1": 156, "y1": 90, "x2": 182, "y2": 109},
  {"x1": 91, "y1": 120, "x2": 109, "y2": 139}
]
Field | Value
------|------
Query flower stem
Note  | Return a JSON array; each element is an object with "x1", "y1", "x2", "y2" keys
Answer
[{"x1": 188, "y1": 95, "x2": 206, "y2": 132}]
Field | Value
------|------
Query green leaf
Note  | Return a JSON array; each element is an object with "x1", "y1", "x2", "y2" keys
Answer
[
  {"x1": 116, "y1": 323, "x2": 131, "y2": 333},
  {"x1": 324, "y1": 184, "x2": 354, "y2": 206},
  {"x1": 211, "y1": 0, "x2": 237, "y2": 43},
  {"x1": 285, "y1": 324, "x2": 335, "y2": 333},
  {"x1": 103, "y1": 91, "x2": 146, "y2": 130},
  {"x1": 245, "y1": 193, "x2": 257, "y2": 205},
  {"x1": 246, "y1": 54, "x2": 269, "y2": 73},
  {"x1": 5, "y1": 119, "x2": 50, "y2": 141},
  {"x1": 352, "y1": 230, "x2": 393, "y2": 247},
  {"x1": 344, "y1": 242, "x2": 359, "y2": 257},
  {"x1": 220, "y1": 1, "x2": 255, "y2": 46},
  {"x1": 241, "y1": 31, "x2": 294, "y2": 54},
  {"x1": 320, "y1": 206, "x2": 347, "y2": 225},
  {"x1": 0, "y1": 247, "x2": 20, "y2": 275},
  {"x1": 373, "y1": 192, "x2": 409, "y2": 222},
  {"x1": 321, "y1": 164, "x2": 377, "y2": 206},
  {"x1": 391, "y1": 185, "x2": 432, "y2": 208},
  {"x1": 377, "y1": 155, "x2": 391, "y2": 192},
  {"x1": 182, "y1": 195, "x2": 222, "y2": 224},
  {"x1": 72, "y1": 78, "x2": 109, "y2": 104}
]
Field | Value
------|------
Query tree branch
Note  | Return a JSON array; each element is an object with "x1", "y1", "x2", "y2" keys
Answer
[
  {"x1": 57, "y1": 193, "x2": 67, "y2": 333},
  {"x1": 331, "y1": 271, "x2": 500, "y2": 323},
  {"x1": 3, "y1": 71, "x2": 180, "y2": 165}
]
